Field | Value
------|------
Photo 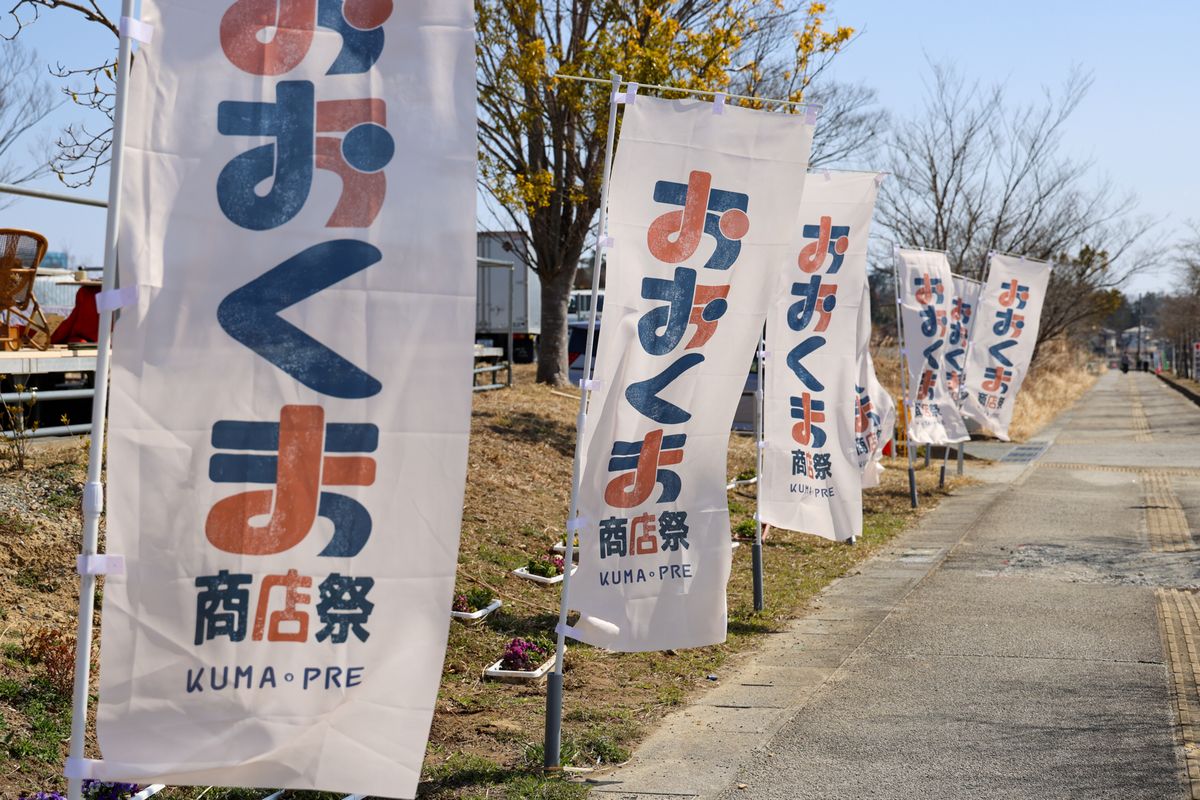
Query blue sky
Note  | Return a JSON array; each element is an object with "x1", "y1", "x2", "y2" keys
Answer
[
  {"x1": 819, "y1": 0, "x2": 1197, "y2": 294},
  {"x1": 0, "y1": 0, "x2": 1191, "y2": 294}
]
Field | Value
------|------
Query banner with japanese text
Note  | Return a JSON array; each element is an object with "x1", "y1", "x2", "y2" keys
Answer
[
  {"x1": 947, "y1": 275, "x2": 982, "y2": 405},
  {"x1": 855, "y1": 283, "x2": 895, "y2": 489},
  {"x1": 760, "y1": 171, "x2": 880, "y2": 541},
  {"x1": 95, "y1": 3, "x2": 476, "y2": 796},
  {"x1": 896, "y1": 249, "x2": 969, "y2": 444},
  {"x1": 568, "y1": 96, "x2": 814, "y2": 651},
  {"x1": 960, "y1": 254, "x2": 1052, "y2": 440}
]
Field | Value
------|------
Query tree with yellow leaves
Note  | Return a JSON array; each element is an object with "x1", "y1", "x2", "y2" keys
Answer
[{"x1": 477, "y1": 0, "x2": 855, "y2": 385}]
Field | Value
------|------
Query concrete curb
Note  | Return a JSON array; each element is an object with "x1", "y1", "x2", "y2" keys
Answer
[{"x1": 1158, "y1": 373, "x2": 1200, "y2": 408}]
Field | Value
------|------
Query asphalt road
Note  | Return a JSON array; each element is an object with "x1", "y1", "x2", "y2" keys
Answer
[{"x1": 591, "y1": 371, "x2": 1199, "y2": 800}]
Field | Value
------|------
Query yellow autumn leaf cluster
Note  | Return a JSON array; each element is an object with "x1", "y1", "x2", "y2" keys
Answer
[{"x1": 475, "y1": 0, "x2": 857, "y2": 383}]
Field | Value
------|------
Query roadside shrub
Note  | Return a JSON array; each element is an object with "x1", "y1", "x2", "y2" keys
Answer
[
  {"x1": 0, "y1": 379, "x2": 39, "y2": 471},
  {"x1": 21, "y1": 627, "x2": 75, "y2": 696},
  {"x1": 732, "y1": 518, "x2": 757, "y2": 538}
]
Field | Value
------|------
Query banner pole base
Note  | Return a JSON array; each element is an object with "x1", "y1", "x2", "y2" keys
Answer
[
  {"x1": 957, "y1": 444, "x2": 965, "y2": 476},
  {"x1": 908, "y1": 466, "x2": 919, "y2": 509},
  {"x1": 751, "y1": 542, "x2": 764, "y2": 611},
  {"x1": 939, "y1": 465, "x2": 946, "y2": 488},
  {"x1": 543, "y1": 671, "x2": 564, "y2": 771}
]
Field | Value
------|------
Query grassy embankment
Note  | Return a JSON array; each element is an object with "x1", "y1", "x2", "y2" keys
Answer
[{"x1": 0, "y1": 349, "x2": 1095, "y2": 799}]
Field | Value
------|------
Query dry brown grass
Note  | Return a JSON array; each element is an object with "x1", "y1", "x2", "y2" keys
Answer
[{"x1": 1007, "y1": 339, "x2": 1099, "y2": 441}]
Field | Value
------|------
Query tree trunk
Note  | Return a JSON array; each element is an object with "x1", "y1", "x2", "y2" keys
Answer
[{"x1": 536, "y1": 266, "x2": 577, "y2": 386}]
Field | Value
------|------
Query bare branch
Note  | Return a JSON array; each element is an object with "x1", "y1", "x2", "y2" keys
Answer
[
  {"x1": 0, "y1": 39, "x2": 59, "y2": 204},
  {"x1": 876, "y1": 61, "x2": 1155, "y2": 347}
]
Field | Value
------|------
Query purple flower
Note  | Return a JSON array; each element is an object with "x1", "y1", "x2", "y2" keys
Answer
[
  {"x1": 81, "y1": 780, "x2": 141, "y2": 800},
  {"x1": 500, "y1": 637, "x2": 547, "y2": 671}
]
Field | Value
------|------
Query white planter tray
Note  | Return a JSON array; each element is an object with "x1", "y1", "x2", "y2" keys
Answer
[
  {"x1": 450, "y1": 598, "x2": 502, "y2": 624},
  {"x1": 550, "y1": 542, "x2": 580, "y2": 559},
  {"x1": 731, "y1": 540, "x2": 741, "y2": 550},
  {"x1": 483, "y1": 655, "x2": 557, "y2": 683},
  {"x1": 513, "y1": 565, "x2": 576, "y2": 585}
]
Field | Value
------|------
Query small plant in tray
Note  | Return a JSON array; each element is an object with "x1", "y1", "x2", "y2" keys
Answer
[
  {"x1": 483, "y1": 636, "x2": 556, "y2": 682},
  {"x1": 450, "y1": 586, "x2": 500, "y2": 623}
]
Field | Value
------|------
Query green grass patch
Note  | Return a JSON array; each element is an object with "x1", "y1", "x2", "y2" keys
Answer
[
  {"x1": 419, "y1": 753, "x2": 588, "y2": 800},
  {"x1": 1, "y1": 674, "x2": 72, "y2": 766}
]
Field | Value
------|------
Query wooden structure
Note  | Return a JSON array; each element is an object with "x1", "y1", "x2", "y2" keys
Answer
[{"x1": 0, "y1": 228, "x2": 50, "y2": 351}]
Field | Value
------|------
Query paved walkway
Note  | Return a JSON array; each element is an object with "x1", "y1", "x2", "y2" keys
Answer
[{"x1": 589, "y1": 371, "x2": 1200, "y2": 800}]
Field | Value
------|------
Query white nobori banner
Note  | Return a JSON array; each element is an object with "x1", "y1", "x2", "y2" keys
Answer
[
  {"x1": 760, "y1": 171, "x2": 880, "y2": 541},
  {"x1": 95, "y1": 2, "x2": 476, "y2": 796},
  {"x1": 947, "y1": 275, "x2": 982, "y2": 405},
  {"x1": 896, "y1": 249, "x2": 969, "y2": 444},
  {"x1": 961, "y1": 254, "x2": 1052, "y2": 439},
  {"x1": 855, "y1": 283, "x2": 896, "y2": 489},
  {"x1": 569, "y1": 96, "x2": 814, "y2": 651}
]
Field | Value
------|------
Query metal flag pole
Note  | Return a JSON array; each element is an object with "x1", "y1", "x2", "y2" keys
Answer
[
  {"x1": 752, "y1": 328, "x2": 766, "y2": 611},
  {"x1": 67, "y1": 0, "x2": 137, "y2": 797},
  {"x1": 891, "y1": 246, "x2": 918, "y2": 508},
  {"x1": 553, "y1": 72, "x2": 819, "y2": 113},
  {"x1": 957, "y1": 263, "x2": 992, "y2": 476},
  {"x1": 544, "y1": 72, "x2": 621, "y2": 774}
]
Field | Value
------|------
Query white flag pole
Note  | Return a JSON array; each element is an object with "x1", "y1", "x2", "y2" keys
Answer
[
  {"x1": 891, "y1": 246, "x2": 918, "y2": 508},
  {"x1": 543, "y1": 72, "x2": 621, "y2": 773},
  {"x1": 66, "y1": 0, "x2": 137, "y2": 796}
]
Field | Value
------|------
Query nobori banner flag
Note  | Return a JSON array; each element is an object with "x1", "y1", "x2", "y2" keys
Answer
[
  {"x1": 760, "y1": 172, "x2": 880, "y2": 542},
  {"x1": 95, "y1": 3, "x2": 476, "y2": 797},
  {"x1": 854, "y1": 284, "x2": 896, "y2": 489},
  {"x1": 857, "y1": 347, "x2": 896, "y2": 488},
  {"x1": 569, "y1": 96, "x2": 814, "y2": 652},
  {"x1": 896, "y1": 249, "x2": 969, "y2": 444},
  {"x1": 961, "y1": 254, "x2": 1052, "y2": 440},
  {"x1": 947, "y1": 275, "x2": 982, "y2": 404}
]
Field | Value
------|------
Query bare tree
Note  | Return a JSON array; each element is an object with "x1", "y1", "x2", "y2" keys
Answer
[
  {"x1": 723, "y1": 16, "x2": 885, "y2": 172},
  {"x1": 1036, "y1": 246, "x2": 1122, "y2": 346},
  {"x1": 1173, "y1": 221, "x2": 1200, "y2": 297},
  {"x1": 4, "y1": 0, "x2": 117, "y2": 187},
  {"x1": 877, "y1": 62, "x2": 1154, "y2": 348},
  {"x1": 804, "y1": 81, "x2": 888, "y2": 170},
  {"x1": 477, "y1": 0, "x2": 855, "y2": 384},
  {"x1": 1156, "y1": 224, "x2": 1200, "y2": 377},
  {"x1": 0, "y1": 39, "x2": 57, "y2": 200}
]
